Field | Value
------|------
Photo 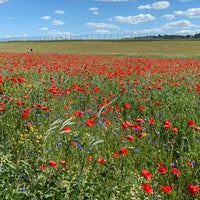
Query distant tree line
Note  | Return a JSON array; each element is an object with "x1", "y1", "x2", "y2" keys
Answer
[{"x1": 123, "y1": 33, "x2": 200, "y2": 40}]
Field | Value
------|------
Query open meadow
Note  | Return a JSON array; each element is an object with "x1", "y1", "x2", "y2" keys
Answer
[
  {"x1": 0, "y1": 40, "x2": 200, "y2": 199},
  {"x1": 0, "y1": 40, "x2": 200, "y2": 58}
]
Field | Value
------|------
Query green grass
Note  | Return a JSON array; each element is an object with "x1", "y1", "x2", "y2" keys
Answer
[{"x1": 0, "y1": 40, "x2": 200, "y2": 58}]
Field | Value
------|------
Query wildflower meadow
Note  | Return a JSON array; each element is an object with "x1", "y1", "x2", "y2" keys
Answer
[{"x1": 0, "y1": 52, "x2": 199, "y2": 199}]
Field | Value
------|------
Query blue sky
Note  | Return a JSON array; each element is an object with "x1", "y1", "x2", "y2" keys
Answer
[{"x1": 0, "y1": 0, "x2": 200, "y2": 38}]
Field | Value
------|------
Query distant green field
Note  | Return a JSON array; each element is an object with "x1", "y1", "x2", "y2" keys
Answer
[{"x1": 0, "y1": 40, "x2": 200, "y2": 58}]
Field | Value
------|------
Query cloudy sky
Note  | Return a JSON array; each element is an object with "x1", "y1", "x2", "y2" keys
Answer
[{"x1": 0, "y1": 0, "x2": 200, "y2": 38}]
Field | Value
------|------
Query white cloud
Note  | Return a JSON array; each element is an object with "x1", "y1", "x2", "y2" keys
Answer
[
  {"x1": 85, "y1": 22, "x2": 118, "y2": 29},
  {"x1": 127, "y1": 19, "x2": 197, "y2": 36},
  {"x1": 52, "y1": 19, "x2": 65, "y2": 25},
  {"x1": 88, "y1": 7, "x2": 99, "y2": 14},
  {"x1": 124, "y1": 27, "x2": 164, "y2": 36},
  {"x1": 139, "y1": 27, "x2": 164, "y2": 34},
  {"x1": 138, "y1": 1, "x2": 170, "y2": 10},
  {"x1": 48, "y1": 30, "x2": 75, "y2": 39},
  {"x1": 55, "y1": 10, "x2": 65, "y2": 15},
  {"x1": 114, "y1": 14, "x2": 155, "y2": 24},
  {"x1": 161, "y1": 14, "x2": 175, "y2": 20},
  {"x1": 138, "y1": 4, "x2": 151, "y2": 10},
  {"x1": 40, "y1": 27, "x2": 48, "y2": 31},
  {"x1": 152, "y1": 1, "x2": 170, "y2": 9},
  {"x1": 164, "y1": 20, "x2": 195, "y2": 28},
  {"x1": 95, "y1": 29, "x2": 111, "y2": 33},
  {"x1": 134, "y1": 20, "x2": 198, "y2": 35},
  {"x1": 88, "y1": 7, "x2": 98, "y2": 11},
  {"x1": 41, "y1": 16, "x2": 50, "y2": 20},
  {"x1": 0, "y1": 0, "x2": 8, "y2": 4},
  {"x1": 175, "y1": 8, "x2": 200, "y2": 18},
  {"x1": 175, "y1": 29, "x2": 195, "y2": 35}
]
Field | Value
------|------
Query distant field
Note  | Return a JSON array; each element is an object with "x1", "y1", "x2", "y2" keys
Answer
[{"x1": 0, "y1": 40, "x2": 200, "y2": 58}]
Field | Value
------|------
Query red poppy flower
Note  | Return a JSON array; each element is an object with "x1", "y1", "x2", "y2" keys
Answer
[
  {"x1": 73, "y1": 110, "x2": 82, "y2": 116},
  {"x1": 157, "y1": 161, "x2": 163, "y2": 167},
  {"x1": 132, "y1": 88, "x2": 137, "y2": 93},
  {"x1": 18, "y1": 76, "x2": 25, "y2": 83},
  {"x1": 60, "y1": 160, "x2": 66, "y2": 165},
  {"x1": 87, "y1": 155, "x2": 92, "y2": 161},
  {"x1": 63, "y1": 126, "x2": 70, "y2": 132},
  {"x1": 121, "y1": 122, "x2": 129, "y2": 129},
  {"x1": 164, "y1": 119, "x2": 171, "y2": 129},
  {"x1": 141, "y1": 169, "x2": 152, "y2": 180},
  {"x1": 71, "y1": 141, "x2": 77, "y2": 147},
  {"x1": 160, "y1": 185, "x2": 172, "y2": 193},
  {"x1": 158, "y1": 166, "x2": 167, "y2": 174},
  {"x1": 194, "y1": 126, "x2": 200, "y2": 131},
  {"x1": 118, "y1": 147, "x2": 128, "y2": 155},
  {"x1": 36, "y1": 103, "x2": 43, "y2": 108},
  {"x1": 38, "y1": 164, "x2": 47, "y2": 170},
  {"x1": 119, "y1": 87, "x2": 126, "y2": 93},
  {"x1": 142, "y1": 183, "x2": 153, "y2": 194},
  {"x1": 187, "y1": 184, "x2": 199, "y2": 195},
  {"x1": 139, "y1": 106, "x2": 145, "y2": 112},
  {"x1": 106, "y1": 106, "x2": 112, "y2": 111},
  {"x1": 16, "y1": 101, "x2": 23, "y2": 106},
  {"x1": 115, "y1": 105, "x2": 121, "y2": 113},
  {"x1": 187, "y1": 120, "x2": 194, "y2": 126},
  {"x1": 93, "y1": 87, "x2": 100, "y2": 92},
  {"x1": 172, "y1": 127, "x2": 179, "y2": 133},
  {"x1": 135, "y1": 118, "x2": 144, "y2": 123},
  {"x1": 21, "y1": 111, "x2": 28, "y2": 118},
  {"x1": 112, "y1": 152, "x2": 119, "y2": 158},
  {"x1": 85, "y1": 118, "x2": 95, "y2": 126},
  {"x1": 97, "y1": 157, "x2": 106, "y2": 164},
  {"x1": 64, "y1": 105, "x2": 69, "y2": 110},
  {"x1": 131, "y1": 124, "x2": 142, "y2": 131},
  {"x1": 10, "y1": 77, "x2": 18, "y2": 83},
  {"x1": 48, "y1": 160, "x2": 59, "y2": 168},
  {"x1": 42, "y1": 106, "x2": 49, "y2": 111},
  {"x1": 170, "y1": 168, "x2": 181, "y2": 177},
  {"x1": 23, "y1": 107, "x2": 31, "y2": 113},
  {"x1": 126, "y1": 135, "x2": 134, "y2": 141},
  {"x1": 123, "y1": 103, "x2": 131, "y2": 109},
  {"x1": 153, "y1": 100, "x2": 162, "y2": 106},
  {"x1": 102, "y1": 118, "x2": 111, "y2": 124},
  {"x1": 148, "y1": 118, "x2": 155, "y2": 125}
]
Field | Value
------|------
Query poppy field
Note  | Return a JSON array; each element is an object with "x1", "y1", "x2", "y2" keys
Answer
[{"x1": 0, "y1": 52, "x2": 200, "y2": 199}]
